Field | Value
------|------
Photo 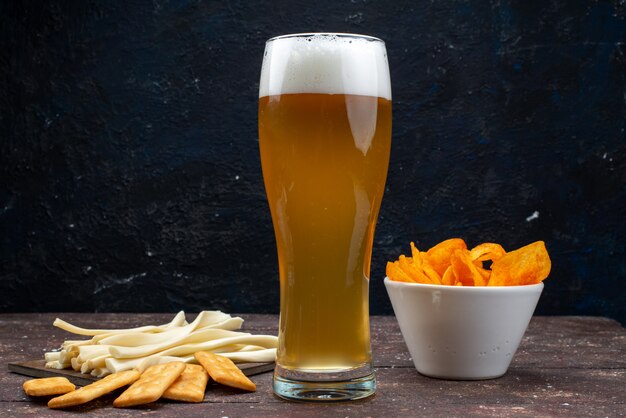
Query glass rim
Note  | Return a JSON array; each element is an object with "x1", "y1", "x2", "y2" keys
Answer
[{"x1": 266, "y1": 32, "x2": 384, "y2": 43}]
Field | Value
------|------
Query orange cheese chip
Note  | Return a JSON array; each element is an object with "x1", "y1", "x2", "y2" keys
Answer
[
  {"x1": 398, "y1": 255, "x2": 429, "y2": 283},
  {"x1": 425, "y1": 238, "x2": 467, "y2": 276},
  {"x1": 421, "y1": 260, "x2": 442, "y2": 285},
  {"x1": 441, "y1": 266, "x2": 456, "y2": 286},
  {"x1": 477, "y1": 265, "x2": 491, "y2": 282},
  {"x1": 450, "y1": 249, "x2": 488, "y2": 286},
  {"x1": 386, "y1": 261, "x2": 414, "y2": 283},
  {"x1": 387, "y1": 239, "x2": 550, "y2": 287},
  {"x1": 410, "y1": 243, "x2": 441, "y2": 284},
  {"x1": 385, "y1": 243, "x2": 443, "y2": 285},
  {"x1": 489, "y1": 241, "x2": 551, "y2": 286},
  {"x1": 470, "y1": 243, "x2": 506, "y2": 262}
]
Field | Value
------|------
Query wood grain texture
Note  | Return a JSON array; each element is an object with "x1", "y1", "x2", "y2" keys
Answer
[{"x1": 1, "y1": 314, "x2": 624, "y2": 417}]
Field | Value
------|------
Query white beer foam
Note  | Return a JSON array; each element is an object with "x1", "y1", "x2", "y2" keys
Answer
[{"x1": 259, "y1": 33, "x2": 391, "y2": 100}]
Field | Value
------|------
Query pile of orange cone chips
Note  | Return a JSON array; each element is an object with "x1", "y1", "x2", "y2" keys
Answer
[{"x1": 386, "y1": 239, "x2": 551, "y2": 286}]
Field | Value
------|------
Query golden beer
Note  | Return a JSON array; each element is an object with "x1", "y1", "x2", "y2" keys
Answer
[
  {"x1": 259, "y1": 33, "x2": 391, "y2": 401},
  {"x1": 259, "y1": 93, "x2": 391, "y2": 370}
]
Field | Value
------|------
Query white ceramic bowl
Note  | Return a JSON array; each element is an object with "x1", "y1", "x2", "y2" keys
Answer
[{"x1": 384, "y1": 277, "x2": 543, "y2": 380}]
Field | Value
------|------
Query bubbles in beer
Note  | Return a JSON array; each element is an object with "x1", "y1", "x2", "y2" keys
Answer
[{"x1": 259, "y1": 34, "x2": 391, "y2": 100}]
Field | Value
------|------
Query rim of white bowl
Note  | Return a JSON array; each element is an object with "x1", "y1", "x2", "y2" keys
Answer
[{"x1": 383, "y1": 277, "x2": 544, "y2": 292}]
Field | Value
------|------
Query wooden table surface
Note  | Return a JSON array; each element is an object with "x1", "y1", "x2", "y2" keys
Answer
[{"x1": 1, "y1": 313, "x2": 624, "y2": 417}]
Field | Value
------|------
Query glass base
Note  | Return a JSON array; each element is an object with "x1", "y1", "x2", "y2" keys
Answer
[{"x1": 273, "y1": 370, "x2": 376, "y2": 402}]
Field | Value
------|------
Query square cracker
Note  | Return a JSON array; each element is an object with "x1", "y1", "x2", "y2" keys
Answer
[
  {"x1": 113, "y1": 362, "x2": 185, "y2": 408},
  {"x1": 23, "y1": 377, "x2": 75, "y2": 397},
  {"x1": 162, "y1": 363, "x2": 209, "y2": 403},
  {"x1": 48, "y1": 370, "x2": 140, "y2": 409},
  {"x1": 194, "y1": 351, "x2": 256, "y2": 392}
]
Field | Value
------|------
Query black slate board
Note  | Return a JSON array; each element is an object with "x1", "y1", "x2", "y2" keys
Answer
[{"x1": 8, "y1": 359, "x2": 275, "y2": 386}]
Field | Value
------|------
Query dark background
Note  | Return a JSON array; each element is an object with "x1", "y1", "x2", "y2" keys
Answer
[{"x1": 1, "y1": 1, "x2": 624, "y2": 323}]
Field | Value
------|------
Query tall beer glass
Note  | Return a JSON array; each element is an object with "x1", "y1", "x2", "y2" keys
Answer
[{"x1": 258, "y1": 33, "x2": 391, "y2": 401}]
